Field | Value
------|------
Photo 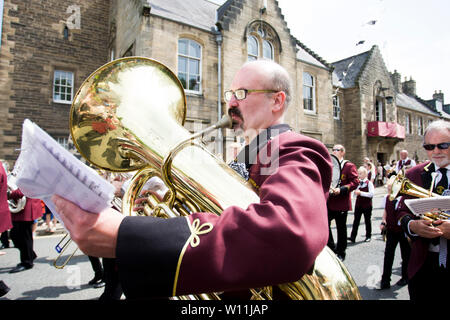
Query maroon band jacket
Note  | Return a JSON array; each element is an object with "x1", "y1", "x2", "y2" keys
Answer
[
  {"x1": 0, "y1": 165, "x2": 12, "y2": 233},
  {"x1": 327, "y1": 161, "x2": 359, "y2": 212},
  {"x1": 116, "y1": 130, "x2": 332, "y2": 299}
]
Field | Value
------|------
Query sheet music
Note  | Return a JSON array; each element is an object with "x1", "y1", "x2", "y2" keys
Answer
[
  {"x1": 13, "y1": 119, "x2": 115, "y2": 226},
  {"x1": 404, "y1": 196, "x2": 450, "y2": 217}
]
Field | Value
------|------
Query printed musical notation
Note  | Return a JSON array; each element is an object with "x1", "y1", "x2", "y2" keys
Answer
[
  {"x1": 13, "y1": 119, "x2": 115, "y2": 225},
  {"x1": 405, "y1": 196, "x2": 450, "y2": 218}
]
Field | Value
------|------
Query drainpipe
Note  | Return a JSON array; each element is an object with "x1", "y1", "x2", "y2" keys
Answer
[{"x1": 215, "y1": 30, "x2": 223, "y2": 158}]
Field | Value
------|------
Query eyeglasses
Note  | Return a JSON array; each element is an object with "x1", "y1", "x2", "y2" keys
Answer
[
  {"x1": 332, "y1": 148, "x2": 343, "y2": 152},
  {"x1": 423, "y1": 142, "x2": 450, "y2": 151},
  {"x1": 224, "y1": 89, "x2": 278, "y2": 102}
]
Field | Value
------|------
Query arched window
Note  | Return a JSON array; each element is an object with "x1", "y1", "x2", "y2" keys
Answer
[
  {"x1": 178, "y1": 38, "x2": 202, "y2": 93},
  {"x1": 303, "y1": 72, "x2": 315, "y2": 112},
  {"x1": 246, "y1": 21, "x2": 277, "y2": 61}
]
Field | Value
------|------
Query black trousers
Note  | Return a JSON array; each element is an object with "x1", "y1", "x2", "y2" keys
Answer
[
  {"x1": 350, "y1": 206, "x2": 372, "y2": 240},
  {"x1": 327, "y1": 210, "x2": 348, "y2": 257},
  {"x1": 381, "y1": 229, "x2": 411, "y2": 284},
  {"x1": 408, "y1": 252, "x2": 449, "y2": 301},
  {"x1": 99, "y1": 258, "x2": 123, "y2": 300},
  {"x1": 88, "y1": 256, "x2": 104, "y2": 278},
  {"x1": 1, "y1": 230, "x2": 10, "y2": 247},
  {"x1": 10, "y1": 221, "x2": 36, "y2": 267}
]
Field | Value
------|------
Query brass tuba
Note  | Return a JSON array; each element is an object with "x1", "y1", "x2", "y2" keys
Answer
[{"x1": 69, "y1": 57, "x2": 361, "y2": 300}]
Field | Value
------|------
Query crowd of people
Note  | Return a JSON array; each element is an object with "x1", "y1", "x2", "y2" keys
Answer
[{"x1": 0, "y1": 59, "x2": 448, "y2": 301}]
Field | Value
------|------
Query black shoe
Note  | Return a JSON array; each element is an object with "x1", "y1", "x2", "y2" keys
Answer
[
  {"x1": 337, "y1": 254, "x2": 346, "y2": 261},
  {"x1": 347, "y1": 237, "x2": 355, "y2": 243},
  {"x1": 364, "y1": 237, "x2": 371, "y2": 242},
  {"x1": 93, "y1": 281, "x2": 106, "y2": 289},
  {"x1": 88, "y1": 276, "x2": 104, "y2": 286},
  {"x1": 0, "y1": 281, "x2": 10, "y2": 297},
  {"x1": 0, "y1": 244, "x2": 10, "y2": 249},
  {"x1": 9, "y1": 264, "x2": 33, "y2": 273},
  {"x1": 377, "y1": 282, "x2": 390, "y2": 290},
  {"x1": 396, "y1": 278, "x2": 408, "y2": 286}
]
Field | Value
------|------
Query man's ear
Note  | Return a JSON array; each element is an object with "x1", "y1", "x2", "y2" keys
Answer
[{"x1": 272, "y1": 91, "x2": 286, "y2": 113}]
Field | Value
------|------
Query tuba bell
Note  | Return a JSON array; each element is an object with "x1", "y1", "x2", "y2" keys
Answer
[{"x1": 69, "y1": 57, "x2": 361, "y2": 300}]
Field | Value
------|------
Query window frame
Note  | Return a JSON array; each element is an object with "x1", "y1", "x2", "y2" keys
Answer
[
  {"x1": 53, "y1": 70, "x2": 74, "y2": 104},
  {"x1": 178, "y1": 38, "x2": 202, "y2": 94},
  {"x1": 302, "y1": 72, "x2": 316, "y2": 114},
  {"x1": 333, "y1": 95, "x2": 340, "y2": 120}
]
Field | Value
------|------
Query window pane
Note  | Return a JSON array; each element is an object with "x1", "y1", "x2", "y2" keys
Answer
[
  {"x1": 178, "y1": 72, "x2": 187, "y2": 89},
  {"x1": 189, "y1": 75, "x2": 199, "y2": 91},
  {"x1": 248, "y1": 36, "x2": 258, "y2": 56},
  {"x1": 303, "y1": 72, "x2": 313, "y2": 86},
  {"x1": 263, "y1": 40, "x2": 273, "y2": 59},
  {"x1": 189, "y1": 41, "x2": 201, "y2": 58},
  {"x1": 178, "y1": 39, "x2": 188, "y2": 55},
  {"x1": 178, "y1": 56, "x2": 187, "y2": 73},
  {"x1": 189, "y1": 59, "x2": 199, "y2": 75}
]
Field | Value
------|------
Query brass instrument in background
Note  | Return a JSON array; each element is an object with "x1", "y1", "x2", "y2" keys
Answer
[
  {"x1": 389, "y1": 169, "x2": 449, "y2": 221},
  {"x1": 7, "y1": 173, "x2": 26, "y2": 213},
  {"x1": 69, "y1": 56, "x2": 361, "y2": 300}
]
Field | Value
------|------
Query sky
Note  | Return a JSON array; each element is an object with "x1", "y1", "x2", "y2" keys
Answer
[{"x1": 276, "y1": 0, "x2": 450, "y2": 103}]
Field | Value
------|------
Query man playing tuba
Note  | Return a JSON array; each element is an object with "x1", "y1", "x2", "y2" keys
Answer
[{"x1": 52, "y1": 60, "x2": 332, "y2": 299}]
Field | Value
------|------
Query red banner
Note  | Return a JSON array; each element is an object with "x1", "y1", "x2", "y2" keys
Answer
[{"x1": 367, "y1": 121, "x2": 405, "y2": 139}]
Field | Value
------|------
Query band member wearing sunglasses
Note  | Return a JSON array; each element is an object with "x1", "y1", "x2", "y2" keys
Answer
[{"x1": 396, "y1": 119, "x2": 450, "y2": 300}]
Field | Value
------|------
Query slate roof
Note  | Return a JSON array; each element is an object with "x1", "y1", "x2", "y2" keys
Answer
[
  {"x1": 396, "y1": 93, "x2": 440, "y2": 117},
  {"x1": 331, "y1": 50, "x2": 371, "y2": 88},
  {"x1": 148, "y1": 0, "x2": 219, "y2": 31}
]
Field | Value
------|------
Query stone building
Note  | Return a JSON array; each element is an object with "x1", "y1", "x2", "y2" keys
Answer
[
  {"x1": 0, "y1": 0, "x2": 110, "y2": 164},
  {"x1": 332, "y1": 45, "x2": 449, "y2": 167},
  {"x1": 0, "y1": 0, "x2": 448, "y2": 168},
  {"x1": 108, "y1": 0, "x2": 335, "y2": 161}
]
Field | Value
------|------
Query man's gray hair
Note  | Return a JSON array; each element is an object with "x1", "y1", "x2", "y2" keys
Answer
[
  {"x1": 423, "y1": 119, "x2": 450, "y2": 141},
  {"x1": 245, "y1": 59, "x2": 292, "y2": 109}
]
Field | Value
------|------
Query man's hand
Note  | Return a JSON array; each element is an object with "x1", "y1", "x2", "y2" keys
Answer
[
  {"x1": 409, "y1": 219, "x2": 444, "y2": 239},
  {"x1": 52, "y1": 195, "x2": 124, "y2": 258},
  {"x1": 434, "y1": 220, "x2": 450, "y2": 239}
]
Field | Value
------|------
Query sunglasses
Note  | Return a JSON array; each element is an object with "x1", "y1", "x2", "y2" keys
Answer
[{"x1": 422, "y1": 142, "x2": 450, "y2": 151}]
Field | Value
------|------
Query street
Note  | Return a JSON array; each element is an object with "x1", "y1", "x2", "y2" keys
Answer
[{"x1": 0, "y1": 185, "x2": 409, "y2": 301}]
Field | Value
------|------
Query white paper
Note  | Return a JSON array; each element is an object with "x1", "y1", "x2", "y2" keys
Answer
[
  {"x1": 404, "y1": 196, "x2": 450, "y2": 218},
  {"x1": 13, "y1": 119, "x2": 115, "y2": 226}
]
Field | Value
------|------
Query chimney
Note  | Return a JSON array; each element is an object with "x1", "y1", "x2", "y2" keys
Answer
[
  {"x1": 402, "y1": 76, "x2": 416, "y2": 96},
  {"x1": 433, "y1": 90, "x2": 444, "y2": 103},
  {"x1": 390, "y1": 70, "x2": 402, "y2": 93}
]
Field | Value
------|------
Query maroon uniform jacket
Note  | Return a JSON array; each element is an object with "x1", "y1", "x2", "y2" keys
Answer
[
  {"x1": 0, "y1": 165, "x2": 12, "y2": 233},
  {"x1": 9, "y1": 189, "x2": 43, "y2": 222},
  {"x1": 327, "y1": 161, "x2": 359, "y2": 212},
  {"x1": 116, "y1": 128, "x2": 332, "y2": 299},
  {"x1": 396, "y1": 161, "x2": 444, "y2": 278}
]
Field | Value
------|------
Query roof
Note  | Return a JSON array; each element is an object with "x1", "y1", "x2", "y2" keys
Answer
[
  {"x1": 331, "y1": 50, "x2": 371, "y2": 88},
  {"x1": 149, "y1": 0, "x2": 219, "y2": 31},
  {"x1": 396, "y1": 93, "x2": 441, "y2": 117},
  {"x1": 296, "y1": 41, "x2": 331, "y2": 70}
]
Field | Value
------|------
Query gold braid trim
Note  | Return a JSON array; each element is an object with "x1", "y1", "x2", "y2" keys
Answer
[{"x1": 172, "y1": 217, "x2": 213, "y2": 296}]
